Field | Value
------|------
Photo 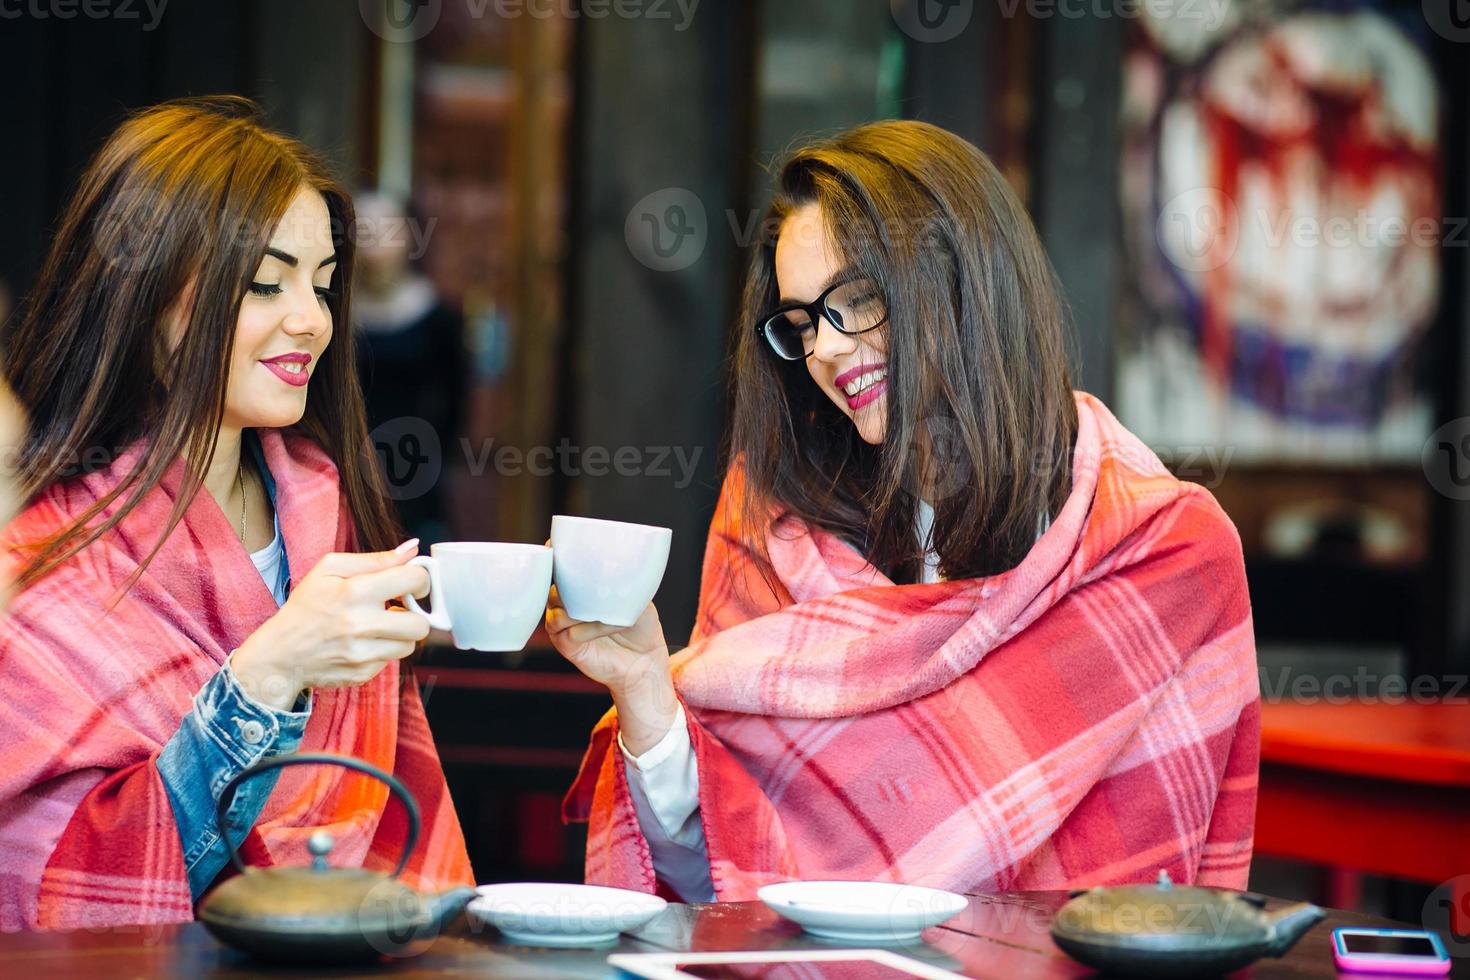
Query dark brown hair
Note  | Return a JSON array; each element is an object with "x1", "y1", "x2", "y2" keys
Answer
[
  {"x1": 728, "y1": 120, "x2": 1078, "y2": 584},
  {"x1": 2, "y1": 96, "x2": 400, "y2": 590}
]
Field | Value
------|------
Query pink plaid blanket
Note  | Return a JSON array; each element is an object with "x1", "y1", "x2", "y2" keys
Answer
[
  {"x1": 566, "y1": 394, "x2": 1259, "y2": 898},
  {"x1": 0, "y1": 430, "x2": 472, "y2": 929}
]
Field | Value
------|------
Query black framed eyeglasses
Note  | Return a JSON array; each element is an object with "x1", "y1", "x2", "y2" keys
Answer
[{"x1": 756, "y1": 278, "x2": 889, "y2": 361}]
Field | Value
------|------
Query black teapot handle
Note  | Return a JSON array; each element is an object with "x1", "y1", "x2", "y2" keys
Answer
[{"x1": 214, "y1": 752, "x2": 421, "y2": 879}]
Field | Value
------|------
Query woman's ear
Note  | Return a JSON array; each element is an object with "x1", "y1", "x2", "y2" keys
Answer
[{"x1": 154, "y1": 277, "x2": 199, "y2": 375}]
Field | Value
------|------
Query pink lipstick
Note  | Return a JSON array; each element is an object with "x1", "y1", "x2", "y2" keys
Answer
[
  {"x1": 261, "y1": 352, "x2": 312, "y2": 388},
  {"x1": 834, "y1": 361, "x2": 888, "y2": 412}
]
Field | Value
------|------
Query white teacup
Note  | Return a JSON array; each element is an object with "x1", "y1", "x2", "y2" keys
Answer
[
  {"x1": 402, "y1": 542, "x2": 553, "y2": 651},
  {"x1": 550, "y1": 516, "x2": 672, "y2": 628}
]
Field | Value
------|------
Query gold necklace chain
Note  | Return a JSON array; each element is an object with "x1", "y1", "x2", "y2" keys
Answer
[{"x1": 236, "y1": 462, "x2": 247, "y2": 545}]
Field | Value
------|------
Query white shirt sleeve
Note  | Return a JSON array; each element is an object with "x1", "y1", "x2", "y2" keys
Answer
[{"x1": 619, "y1": 703, "x2": 715, "y2": 902}]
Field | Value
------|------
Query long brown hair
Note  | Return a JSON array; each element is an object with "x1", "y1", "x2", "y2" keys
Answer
[
  {"x1": 2, "y1": 96, "x2": 400, "y2": 590},
  {"x1": 729, "y1": 120, "x2": 1078, "y2": 584}
]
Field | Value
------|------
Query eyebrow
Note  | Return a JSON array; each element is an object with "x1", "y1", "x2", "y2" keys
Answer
[
  {"x1": 264, "y1": 247, "x2": 339, "y2": 269},
  {"x1": 777, "y1": 266, "x2": 856, "y2": 306}
]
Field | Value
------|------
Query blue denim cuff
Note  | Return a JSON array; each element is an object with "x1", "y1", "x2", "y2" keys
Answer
[
  {"x1": 158, "y1": 664, "x2": 313, "y2": 900},
  {"x1": 209, "y1": 659, "x2": 312, "y2": 755}
]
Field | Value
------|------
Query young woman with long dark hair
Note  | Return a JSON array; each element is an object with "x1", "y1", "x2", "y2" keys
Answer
[
  {"x1": 0, "y1": 97, "x2": 472, "y2": 928},
  {"x1": 552, "y1": 120, "x2": 1259, "y2": 902}
]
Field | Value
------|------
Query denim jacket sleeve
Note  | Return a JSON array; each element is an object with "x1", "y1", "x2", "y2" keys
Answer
[{"x1": 157, "y1": 659, "x2": 311, "y2": 901}]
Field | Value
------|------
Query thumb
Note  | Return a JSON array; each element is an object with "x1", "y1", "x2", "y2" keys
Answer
[{"x1": 315, "y1": 539, "x2": 420, "y2": 578}]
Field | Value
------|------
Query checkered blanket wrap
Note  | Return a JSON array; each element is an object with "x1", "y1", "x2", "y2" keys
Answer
[
  {"x1": 565, "y1": 394, "x2": 1259, "y2": 899},
  {"x1": 0, "y1": 430, "x2": 472, "y2": 929}
]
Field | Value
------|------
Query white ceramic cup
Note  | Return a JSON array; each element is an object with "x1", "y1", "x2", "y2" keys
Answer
[
  {"x1": 401, "y1": 542, "x2": 553, "y2": 651},
  {"x1": 550, "y1": 516, "x2": 672, "y2": 628}
]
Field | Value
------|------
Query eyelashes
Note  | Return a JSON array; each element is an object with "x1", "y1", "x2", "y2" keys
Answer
[{"x1": 247, "y1": 282, "x2": 338, "y2": 303}]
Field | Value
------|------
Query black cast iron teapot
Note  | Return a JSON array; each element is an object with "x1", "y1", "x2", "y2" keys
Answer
[
  {"x1": 197, "y1": 752, "x2": 476, "y2": 965},
  {"x1": 1050, "y1": 870, "x2": 1325, "y2": 977}
]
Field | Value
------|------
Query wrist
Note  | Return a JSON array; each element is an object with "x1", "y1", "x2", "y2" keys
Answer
[
  {"x1": 605, "y1": 646, "x2": 673, "y2": 702},
  {"x1": 611, "y1": 662, "x2": 679, "y2": 757},
  {"x1": 228, "y1": 641, "x2": 302, "y2": 713}
]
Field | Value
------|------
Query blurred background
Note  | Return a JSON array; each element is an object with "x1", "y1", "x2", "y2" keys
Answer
[{"x1": 1, "y1": 0, "x2": 1466, "y2": 926}]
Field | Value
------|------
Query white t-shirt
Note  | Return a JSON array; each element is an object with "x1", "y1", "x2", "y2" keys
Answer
[
  {"x1": 916, "y1": 497, "x2": 942, "y2": 584},
  {"x1": 249, "y1": 510, "x2": 289, "y2": 607}
]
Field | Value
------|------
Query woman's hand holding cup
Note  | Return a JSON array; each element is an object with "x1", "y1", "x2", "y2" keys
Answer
[
  {"x1": 230, "y1": 539, "x2": 432, "y2": 711},
  {"x1": 543, "y1": 517, "x2": 676, "y2": 753},
  {"x1": 544, "y1": 543, "x2": 679, "y2": 756}
]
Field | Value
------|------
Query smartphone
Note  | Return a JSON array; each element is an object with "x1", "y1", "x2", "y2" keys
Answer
[{"x1": 1332, "y1": 927, "x2": 1451, "y2": 975}]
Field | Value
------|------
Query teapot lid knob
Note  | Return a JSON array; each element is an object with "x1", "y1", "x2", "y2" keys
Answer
[
  {"x1": 1156, "y1": 869, "x2": 1174, "y2": 890},
  {"x1": 307, "y1": 831, "x2": 334, "y2": 871}
]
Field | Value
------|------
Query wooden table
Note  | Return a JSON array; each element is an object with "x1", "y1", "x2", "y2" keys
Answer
[
  {"x1": 0, "y1": 891, "x2": 1459, "y2": 978},
  {"x1": 1257, "y1": 700, "x2": 1470, "y2": 909}
]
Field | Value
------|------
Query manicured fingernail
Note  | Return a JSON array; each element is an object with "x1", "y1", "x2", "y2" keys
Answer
[{"x1": 395, "y1": 538, "x2": 420, "y2": 557}]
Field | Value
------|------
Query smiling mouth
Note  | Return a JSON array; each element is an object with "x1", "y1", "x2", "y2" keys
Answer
[
  {"x1": 835, "y1": 363, "x2": 888, "y2": 412},
  {"x1": 839, "y1": 366, "x2": 887, "y2": 398},
  {"x1": 261, "y1": 359, "x2": 311, "y2": 387}
]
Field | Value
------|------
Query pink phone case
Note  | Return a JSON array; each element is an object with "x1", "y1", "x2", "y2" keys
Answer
[{"x1": 1332, "y1": 930, "x2": 1451, "y2": 975}]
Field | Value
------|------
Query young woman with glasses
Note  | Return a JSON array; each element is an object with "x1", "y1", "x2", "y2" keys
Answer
[
  {"x1": 0, "y1": 97, "x2": 471, "y2": 928},
  {"x1": 550, "y1": 120, "x2": 1259, "y2": 903}
]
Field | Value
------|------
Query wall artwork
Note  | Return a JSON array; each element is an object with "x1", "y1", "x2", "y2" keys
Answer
[{"x1": 1116, "y1": 3, "x2": 1442, "y2": 463}]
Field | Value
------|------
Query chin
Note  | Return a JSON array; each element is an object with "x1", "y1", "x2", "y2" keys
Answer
[
  {"x1": 230, "y1": 400, "x2": 309, "y2": 431},
  {"x1": 843, "y1": 413, "x2": 884, "y2": 445},
  {"x1": 262, "y1": 407, "x2": 309, "y2": 429},
  {"x1": 832, "y1": 392, "x2": 887, "y2": 445},
  {"x1": 854, "y1": 403, "x2": 887, "y2": 445}
]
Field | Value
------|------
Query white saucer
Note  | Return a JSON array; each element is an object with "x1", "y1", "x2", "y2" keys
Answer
[
  {"x1": 758, "y1": 881, "x2": 969, "y2": 943},
  {"x1": 468, "y1": 882, "x2": 667, "y2": 947}
]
